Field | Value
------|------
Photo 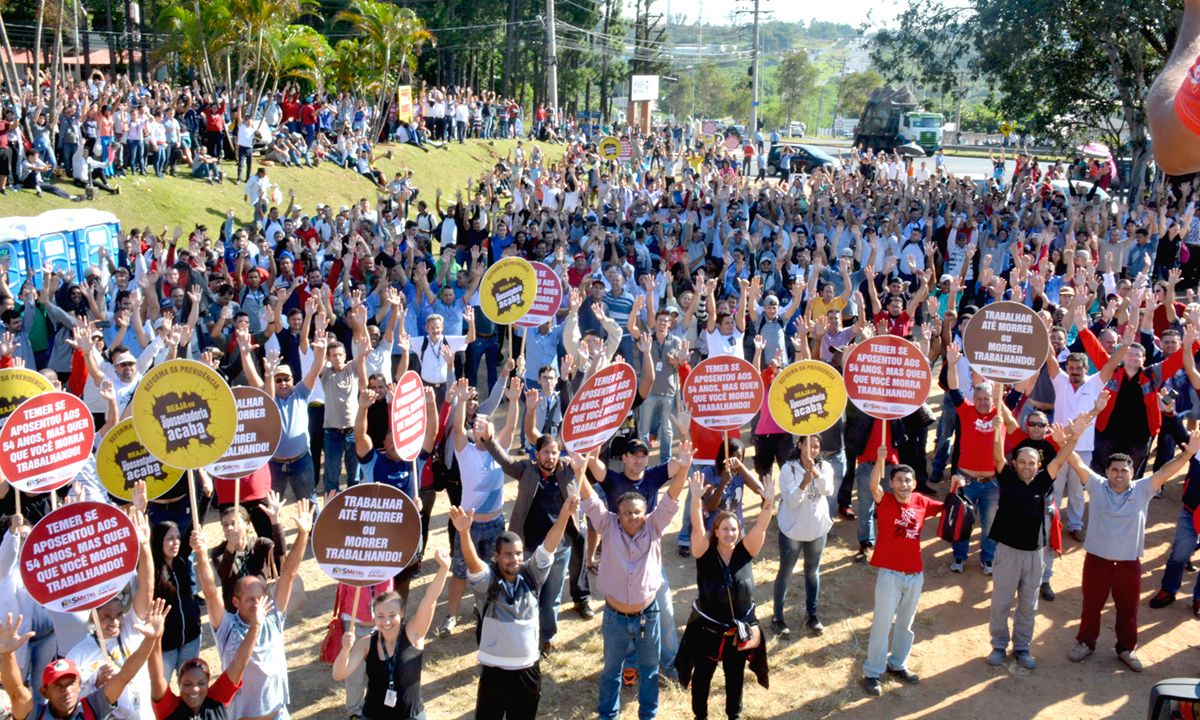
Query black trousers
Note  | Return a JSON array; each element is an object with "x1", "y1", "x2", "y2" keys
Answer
[
  {"x1": 308, "y1": 404, "x2": 325, "y2": 486},
  {"x1": 689, "y1": 637, "x2": 748, "y2": 720},
  {"x1": 476, "y1": 663, "x2": 541, "y2": 720}
]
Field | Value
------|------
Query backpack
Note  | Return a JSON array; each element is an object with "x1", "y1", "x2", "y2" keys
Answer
[{"x1": 937, "y1": 488, "x2": 977, "y2": 543}]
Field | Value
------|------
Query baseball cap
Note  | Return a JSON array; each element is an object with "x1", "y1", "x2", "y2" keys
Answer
[
  {"x1": 112, "y1": 351, "x2": 136, "y2": 366},
  {"x1": 41, "y1": 658, "x2": 80, "y2": 687},
  {"x1": 663, "y1": 302, "x2": 682, "y2": 315},
  {"x1": 273, "y1": 365, "x2": 294, "y2": 380},
  {"x1": 623, "y1": 439, "x2": 650, "y2": 456}
]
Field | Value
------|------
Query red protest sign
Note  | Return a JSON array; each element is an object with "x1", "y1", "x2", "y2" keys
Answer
[
  {"x1": 0, "y1": 392, "x2": 94, "y2": 494},
  {"x1": 390, "y1": 371, "x2": 427, "y2": 462},
  {"x1": 726, "y1": 135, "x2": 740, "y2": 150},
  {"x1": 843, "y1": 336, "x2": 932, "y2": 419},
  {"x1": 562, "y1": 362, "x2": 638, "y2": 453},
  {"x1": 20, "y1": 502, "x2": 139, "y2": 612},
  {"x1": 682, "y1": 357, "x2": 764, "y2": 432},
  {"x1": 515, "y1": 262, "x2": 565, "y2": 329},
  {"x1": 311, "y1": 484, "x2": 422, "y2": 586}
]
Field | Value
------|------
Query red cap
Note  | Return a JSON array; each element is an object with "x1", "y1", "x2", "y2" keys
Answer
[{"x1": 41, "y1": 658, "x2": 80, "y2": 687}]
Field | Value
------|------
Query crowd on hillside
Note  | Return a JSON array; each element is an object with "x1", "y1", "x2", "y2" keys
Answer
[{"x1": 2, "y1": 63, "x2": 1200, "y2": 720}]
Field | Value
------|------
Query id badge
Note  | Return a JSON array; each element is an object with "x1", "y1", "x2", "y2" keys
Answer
[
  {"x1": 384, "y1": 688, "x2": 398, "y2": 708},
  {"x1": 655, "y1": 361, "x2": 663, "y2": 372}
]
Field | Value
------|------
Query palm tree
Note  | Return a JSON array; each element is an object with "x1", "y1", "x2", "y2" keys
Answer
[
  {"x1": 261, "y1": 24, "x2": 330, "y2": 99},
  {"x1": 155, "y1": 0, "x2": 232, "y2": 87},
  {"x1": 335, "y1": 0, "x2": 432, "y2": 139}
]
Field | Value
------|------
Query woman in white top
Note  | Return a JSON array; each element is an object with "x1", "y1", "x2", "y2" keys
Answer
[{"x1": 771, "y1": 435, "x2": 834, "y2": 638}]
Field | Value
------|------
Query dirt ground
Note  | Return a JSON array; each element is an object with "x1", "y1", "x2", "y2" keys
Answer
[{"x1": 180, "y1": 452, "x2": 1200, "y2": 720}]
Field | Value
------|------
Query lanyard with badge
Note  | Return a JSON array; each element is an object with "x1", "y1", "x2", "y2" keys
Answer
[{"x1": 381, "y1": 634, "x2": 398, "y2": 708}]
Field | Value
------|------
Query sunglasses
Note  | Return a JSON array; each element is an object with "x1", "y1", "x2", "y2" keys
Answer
[{"x1": 1026, "y1": 422, "x2": 1048, "y2": 428}]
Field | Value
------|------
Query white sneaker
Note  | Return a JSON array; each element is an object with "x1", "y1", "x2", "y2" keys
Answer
[
  {"x1": 982, "y1": 561, "x2": 993, "y2": 576},
  {"x1": 950, "y1": 559, "x2": 965, "y2": 573},
  {"x1": 1068, "y1": 642, "x2": 1093, "y2": 662}
]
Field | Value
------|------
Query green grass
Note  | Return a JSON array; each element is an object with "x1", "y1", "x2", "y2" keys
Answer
[{"x1": 2, "y1": 139, "x2": 565, "y2": 230}]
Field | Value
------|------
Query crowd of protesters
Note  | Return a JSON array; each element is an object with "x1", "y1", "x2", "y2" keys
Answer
[{"x1": 3, "y1": 61, "x2": 1200, "y2": 720}]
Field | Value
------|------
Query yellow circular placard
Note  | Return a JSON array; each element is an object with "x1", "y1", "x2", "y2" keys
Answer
[
  {"x1": 0, "y1": 368, "x2": 54, "y2": 428},
  {"x1": 132, "y1": 359, "x2": 236, "y2": 468},
  {"x1": 97, "y1": 418, "x2": 185, "y2": 501},
  {"x1": 598, "y1": 136, "x2": 622, "y2": 161},
  {"x1": 479, "y1": 257, "x2": 538, "y2": 325},
  {"x1": 767, "y1": 360, "x2": 848, "y2": 436}
]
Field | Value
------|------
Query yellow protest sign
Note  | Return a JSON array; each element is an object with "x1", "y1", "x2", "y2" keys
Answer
[
  {"x1": 479, "y1": 257, "x2": 538, "y2": 325},
  {"x1": 97, "y1": 418, "x2": 184, "y2": 501},
  {"x1": 132, "y1": 359, "x2": 237, "y2": 469},
  {"x1": 598, "y1": 136, "x2": 621, "y2": 161},
  {"x1": 767, "y1": 360, "x2": 847, "y2": 435},
  {"x1": 397, "y1": 85, "x2": 414, "y2": 124},
  {"x1": 0, "y1": 368, "x2": 53, "y2": 428}
]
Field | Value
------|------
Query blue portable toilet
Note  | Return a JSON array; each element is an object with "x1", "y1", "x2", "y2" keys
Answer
[
  {"x1": 0, "y1": 216, "x2": 36, "y2": 293},
  {"x1": 40, "y1": 209, "x2": 121, "y2": 280}
]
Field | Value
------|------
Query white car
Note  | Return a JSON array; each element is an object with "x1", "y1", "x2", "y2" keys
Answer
[{"x1": 788, "y1": 121, "x2": 807, "y2": 137}]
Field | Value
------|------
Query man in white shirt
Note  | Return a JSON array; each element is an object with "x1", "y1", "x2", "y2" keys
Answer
[
  {"x1": 416, "y1": 310, "x2": 475, "y2": 404},
  {"x1": 703, "y1": 277, "x2": 747, "y2": 358},
  {"x1": 244, "y1": 168, "x2": 273, "y2": 223}
]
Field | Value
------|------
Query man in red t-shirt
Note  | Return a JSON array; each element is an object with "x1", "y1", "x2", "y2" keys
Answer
[
  {"x1": 946, "y1": 342, "x2": 1000, "y2": 575},
  {"x1": 862, "y1": 444, "x2": 943, "y2": 696},
  {"x1": 864, "y1": 264, "x2": 930, "y2": 339}
]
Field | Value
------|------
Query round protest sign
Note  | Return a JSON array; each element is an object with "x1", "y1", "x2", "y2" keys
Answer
[
  {"x1": 725, "y1": 135, "x2": 740, "y2": 150},
  {"x1": 962, "y1": 300, "x2": 1050, "y2": 382},
  {"x1": 598, "y1": 136, "x2": 621, "y2": 161},
  {"x1": 619, "y1": 138, "x2": 633, "y2": 160},
  {"x1": 478, "y1": 257, "x2": 538, "y2": 325},
  {"x1": 562, "y1": 362, "x2": 639, "y2": 453},
  {"x1": 515, "y1": 262, "x2": 564, "y2": 329},
  {"x1": 311, "y1": 484, "x2": 421, "y2": 586},
  {"x1": 682, "y1": 357, "x2": 765, "y2": 432},
  {"x1": 390, "y1": 371, "x2": 427, "y2": 462},
  {"x1": 20, "y1": 502, "x2": 139, "y2": 612},
  {"x1": 97, "y1": 419, "x2": 185, "y2": 502},
  {"x1": 767, "y1": 360, "x2": 848, "y2": 436},
  {"x1": 0, "y1": 392, "x2": 94, "y2": 494},
  {"x1": 0, "y1": 368, "x2": 54, "y2": 429},
  {"x1": 702, "y1": 120, "x2": 717, "y2": 135},
  {"x1": 132, "y1": 359, "x2": 237, "y2": 469},
  {"x1": 203, "y1": 386, "x2": 282, "y2": 478},
  {"x1": 843, "y1": 336, "x2": 932, "y2": 420}
]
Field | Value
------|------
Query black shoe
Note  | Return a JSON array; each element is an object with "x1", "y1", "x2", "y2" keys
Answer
[
  {"x1": 806, "y1": 616, "x2": 825, "y2": 635},
  {"x1": 886, "y1": 666, "x2": 920, "y2": 684},
  {"x1": 1149, "y1": 589, "x2": 1176, "y2": 609},
  {"x1": 678, "y1": 545, "x2": 691, "y2": 557},
  {"x1": 1040, "y1": 582, "x2": 1056, "y2": 602},
  {"x1": 574, "y1": 601, "x2": 595, "y2": 620},
  {"x1": 856, "y1": 541, "x2": 873, "y2": 562},
  {"x1": 863, "y1": 676, "x2": 882, "y2": 697},
  {"x1": 770, "y1": 617, "x2": 790, "y2": 637}
]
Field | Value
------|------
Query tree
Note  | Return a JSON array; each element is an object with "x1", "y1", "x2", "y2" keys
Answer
[
  {"x1": 872, "y1": 0, "x2": 1180, "y2": 200},
  {"x1": 836, "y1": 69, "x2": 883, "y2": 119},
  {"x1": 777, "y1": 49, "x2": 818, "y2": 128}
]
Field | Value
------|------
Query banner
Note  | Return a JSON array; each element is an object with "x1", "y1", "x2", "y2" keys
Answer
[
  {"x1": 311, "y1": 484, "x2": 422, "y2": 586},
  {"x1": 203, "y1": 386, "x2": 282, "y2": 479},
  {"x1": 619, "y1": 138, "x2": 633, "y2": 161},
  {"x1": 682, "y1": 357, "x2": 764, "y2": 432},
  {"x1": 0, "y1": 368, "x2": 53, "y2": 429},
  {"x1": 20, "y1": 502, "x2": 139, "y2": 612},
  {"x1": 562, "y1": 362, "x2": 639, "y2": 453},
  {"x1": 0, "y1": 392, "x2": 94, "y2": 494},
  {"x1": 961, "y1": 301, "x2": 1050, "y2": 382},
  {"x1": 132, "y1": 359, "x2": 236, "y2": 469},
  {"x1": 598, "y1": 136, "x2": 621, "y2": 161},
  {"x1": 96, "y1": 419, "x2": 184, "y2": 502},
  {"x1": 478, "y1": 257, "x2": 538, "y2": 325},
  {"x1": 396, "y1": 85, "x2": 413, "y2": 124},
  {"x1": 390, "y1": 371, "x2": 427, "y2": 462},
  {"x1": 767, "y1": 360, "x2": 847, "y2": 435},
  {"x1": 843, "y1": 336, "x2": 932, "y2": 420},
  {"x1": 515, "y1": 262, "x2": 565, "y2": 329}
]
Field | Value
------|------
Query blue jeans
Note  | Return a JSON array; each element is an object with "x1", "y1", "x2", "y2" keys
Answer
[
  {"x1": 126, "y1": 138, "x2": 144, "y2": 173},
  {"x1": 467, "y1": 336, "x2": 501, "y2": 391},
  {"x1": 600, "y1": 600, "x2": 661, "y2": 720},
  {"x1": 774, "y1": 528, "x2": 826, "y2": 619},
  {"x1": 952, "y1": 478, "x2": 999, "y2": 564},
  {"x1": 930, "y1": 395, "x2": 957, "y2": 483},
  {"x1": 625, "y1": 564, "x2": 677, "y2": 679},
  {"x1": 153, "y1": 144, "x2": 168, "y2": 176},
  {"x1": 322, "y1": 429, "x2": 360, "y2": 492},
  {"x1": 269, "y1": 452, "x2": 317, "y2": 505},
  {"x1": 855, "y1": 461, "x2": 882, "y2": 545},
  {"x1": 161, "y1": 636, "x2": 201, "y2": 685},
  {"x1": 237, "y1": 145, "x2": 254, "y2": 180},
  {"x1": 1159, "y1": 506, "x2": 1200, "y2": 599},
  {"x1": 641, "y1": 394, "x2": 675, "y2": 465},
  {"x1": 864, "y1": 569, "x2": 924, "y2": 678},
  {"x1": 538, "y1": 543, "x2": 571, "y2": 642}
]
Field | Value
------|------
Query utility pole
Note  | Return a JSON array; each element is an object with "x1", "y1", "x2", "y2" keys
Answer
[
  {"x1": 690, "y1": 0, "x2": 701, "y2": 120},
  {"x1": 600, "y1": 0, "x2": 612, "y2": 122},
  {"x1": 749, "y1": 0, "x2": 761, "y2": 135},
  {"x1": 545, "y1": 0, "x2": 558, "y2": 115}
]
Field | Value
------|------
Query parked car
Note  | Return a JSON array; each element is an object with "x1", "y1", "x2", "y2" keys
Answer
[
  {"x1": 766, "y1": 143, "x2": 837, "y2": 176},
  {"x1": 788, "y1": 121, "x2": 807, "y2": 137}
]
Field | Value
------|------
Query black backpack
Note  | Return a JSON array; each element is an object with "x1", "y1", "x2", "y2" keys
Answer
[{"x1": 937, "y1": 488, "x2": 977, "y2": 543}]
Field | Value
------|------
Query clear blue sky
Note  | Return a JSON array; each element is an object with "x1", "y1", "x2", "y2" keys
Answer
[{"x1": 652, "y1": 0, "x2": 904, "y2": 28}]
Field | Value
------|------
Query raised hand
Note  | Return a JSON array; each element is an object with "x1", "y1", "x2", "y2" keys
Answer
[
  {"x1": 134, "y1": 598, "x2": 169, "y2": 640},
  {"x1": 448, "y1": 506, "x2": 475, "y2": 534},
  {"x1": 0, "y1": 613, "x2": 33, "y2": 655},
  {"x1": 262, "y1": 490, "x2": 283, "y2": 523},
  {"x1": 294, "y1": 498, "x2": 314, "y2": 534}
]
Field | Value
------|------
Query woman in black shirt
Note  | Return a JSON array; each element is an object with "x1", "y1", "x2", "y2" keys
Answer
[
  {"x1": 332, "y1": 548, "x2": 450, "y2": 720},
  {"x1": 676, "y1": 470, "x2": 775, "y2": 720},
  {"x1": 151, "y1": 521, "x2": 202, "y2": 682}
]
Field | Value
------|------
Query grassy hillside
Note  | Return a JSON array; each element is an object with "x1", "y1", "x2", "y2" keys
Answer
[{"x1": 2, "y1": 139, "x2": 565, "y2": 231}]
